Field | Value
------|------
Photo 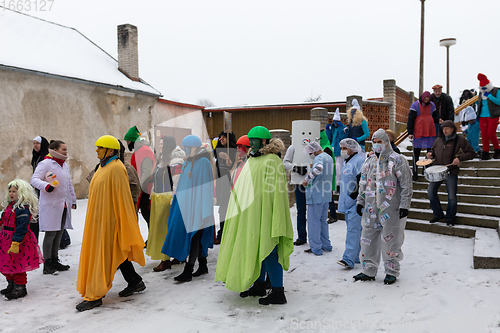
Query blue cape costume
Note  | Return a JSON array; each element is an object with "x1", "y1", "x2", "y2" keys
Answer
[{"x1": 161, "y1": 150, "x2": 214, "y2": 260}]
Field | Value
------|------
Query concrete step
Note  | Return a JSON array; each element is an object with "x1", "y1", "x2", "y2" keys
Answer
[
  {"x1": 408, "y1": 208, "x2": 499, "y2": 229},
  {"x1": 459, "y1": 168, "x2": 500, "y2": 177},
  {"x1": 412, "y1": 174, "x2": 500, "y2": 186},
  {"x1": 412, "y1": 189, "x2": 500, "y2": 206},
  {"x1": 410, "y1": 198, "x2": 500, "y2": 218},
  {"x1": 412, "y1": 182, "x2": 500, "y2": 195},
  {"x1": 405, "y1": 218, "x2": 476, "y2": 238},
  {"x1": 473, "y1": 228, "x2": 500, "y2": 269}
]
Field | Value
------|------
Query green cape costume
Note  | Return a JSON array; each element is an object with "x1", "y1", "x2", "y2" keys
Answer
[
  {"x1": 320, "y1": 130, "x2": 336, "y2": 192},
  {"x1": 215, "y1": 139, "x2": 294, "y2": 292}
]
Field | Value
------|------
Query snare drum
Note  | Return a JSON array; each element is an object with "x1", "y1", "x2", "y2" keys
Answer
[{"x1": 424, "y1": 165, "x2": 450, "y2": 182}]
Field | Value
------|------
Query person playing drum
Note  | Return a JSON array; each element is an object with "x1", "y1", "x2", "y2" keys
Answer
[{"x1": 426, "y1": 120, "x2": 476, "y2": 226}]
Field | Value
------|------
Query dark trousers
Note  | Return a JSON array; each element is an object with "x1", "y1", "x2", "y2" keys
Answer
[
  {"x1": 256, "y1": 246, "x2": 283, "y2": 288},
  {"x1": 294, "y1": 184, "x2": 307, "y2": 242},
  {"x1": 138, "y1": 192, "x2": 151, "y2": 228},
  {"x1": 329, "y1": 193, "x2": 338, "y2": 218},
  {"x1": 188, "y1": 230, "x2": 203, "y2": 264},
  {"x1": 30, "y1": 221, "x2": 39, "y2": 242},
  {"x1": 117, "y1": 260, "x2": 142, "y2": 287},
  {"x1": 42, "y1": 208, "x2": 67, "y2": 260}
]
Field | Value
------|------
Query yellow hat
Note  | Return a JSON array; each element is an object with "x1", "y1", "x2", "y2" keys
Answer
[{"x1": 95, "y1": 135, "x2": 120, "y2": 150}]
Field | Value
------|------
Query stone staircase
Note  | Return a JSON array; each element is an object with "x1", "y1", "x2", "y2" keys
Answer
[{"x1": 333, "y1": 132, "x2": 500, "y2": 269}]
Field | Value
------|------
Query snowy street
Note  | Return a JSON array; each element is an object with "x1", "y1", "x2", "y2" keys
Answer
[{"x1": 1, "y1": 201, "x2": 500, "y2": 333}]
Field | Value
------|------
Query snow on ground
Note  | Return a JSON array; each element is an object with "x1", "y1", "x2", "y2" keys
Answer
[{"x1": 2, "y1": 200, "x2": 500, "y2": 333}]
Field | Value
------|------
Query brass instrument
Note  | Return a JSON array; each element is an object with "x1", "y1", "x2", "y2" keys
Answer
[{"x1": 454, "y1": 95, "x2": 478, "y2": 115}]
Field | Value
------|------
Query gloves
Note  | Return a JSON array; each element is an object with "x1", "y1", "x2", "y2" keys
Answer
[
  {"x1": 349, "y1": 191, "x2": 358, "y2": 200},
  {"x1": 484, "y1": 91, "x2": 491, "y2": 97},
  {"x1": 399, "y1": 208, "x2": 409, "y2": 219},
  {"x1": 8, "y1": 241, "x2": 20, "y2": 254},
  {"x1": 292, "y1": 165, "x2": 308, "y2": 176},
  {"x1": 353, "y1": 137, "x2": 358, "y2": 142},
  {"x1": 356, "y1": 204, "x2": 363, "y2": 216},
  {"x1": 46, "y1": 185, "x2": 55, "y2": 193}
]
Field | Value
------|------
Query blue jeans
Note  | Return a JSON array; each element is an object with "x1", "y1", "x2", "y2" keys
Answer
[
  {"x1": 256, "y1": 246, "x2": 283, "y2": 288},
  {"x1": 306, "y1": 202, "x2": 332, "y2": 255},
  {"x1": 294, "y1": 185, "x2": 307, "y2": 242},
  {"x1": 342, "y1": 205, "x2": 362, "y2": 268},
  {"x1": 435, "y1": 123, "x2": 442, "y2": 137},
  {"x1": 427, "y1": 174, "x2": 458, "y2": 220}
]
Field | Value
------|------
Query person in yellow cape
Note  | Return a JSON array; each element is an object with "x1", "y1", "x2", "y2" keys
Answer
[
  {"x1": 215, "y1": 126, "x2": 294, "y2": 305},
  {"x1": 76, "y1": 135, "x2": 146, "y2": 312}
]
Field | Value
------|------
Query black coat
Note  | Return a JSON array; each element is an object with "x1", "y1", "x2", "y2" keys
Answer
[{"x1": 431, "y1": 93, "x2": 455, "y2": 121}]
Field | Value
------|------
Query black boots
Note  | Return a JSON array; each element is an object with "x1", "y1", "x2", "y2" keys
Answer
[
  {"x1": 493, "y1": 149, "x2": 500, "y2": 159},
  {"x1": 118, "y1": 280, "x2": 146, "y2": 297},
  {"x1": 481, "y1": 151, "x2": 491, "y2": 160},
  {"x1": 384, "y1": 274, "x2": 397, "y2": 285},
  {"x1": 174, "y1": 263, "x2": 194, "y2": 283},
  {"x1": 44, "y1": 258, "x2": 69, "y2": 274},
  {"x1": 240, "y1": 281, "x2": 267, "y2": 298},
  {"x1": 52, "y1": 257, "x2": 70, "y2": 271},
  {"x1": 76, "y1": 298, "x2": 103, "y2": 312},
  {"x1": 1, "y1": 280, "x2": 14, "y2": 295},
  {"x1": 353, "y1": 273, "x2": 375, "y2": 281},
  {"x1": 43, "y1": 259, "x2": 57, "y2": 275},
  {"x1": 259, "y1": 287, "x2": 287, "y2": 305},
  {"x1": 193, "y1": 256, "x2": 208, "y2": 277},
  {"x1": 4, "y1": 283, "x2": 27, "y2": 300}
]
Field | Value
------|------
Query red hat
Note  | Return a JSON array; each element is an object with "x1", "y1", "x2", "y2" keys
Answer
[
  {"x1": 432, "y1": 84, "x2": 443, "y2": 90},
  {"x1": 236, "y1": 135, "x2": 250, "y2": 147},
  {"x1": 478, "y1": 73, "x2": 490, "y2": 87}
]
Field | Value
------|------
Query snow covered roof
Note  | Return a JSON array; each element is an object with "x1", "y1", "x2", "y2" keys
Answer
[{"x1": 0, "y1": 8, "x2": 161, "y2": 97}]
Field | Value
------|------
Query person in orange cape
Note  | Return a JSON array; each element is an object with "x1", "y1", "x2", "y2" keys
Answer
[{"x1": 76, "y1": 135, "x2": 146, "y2": 312}]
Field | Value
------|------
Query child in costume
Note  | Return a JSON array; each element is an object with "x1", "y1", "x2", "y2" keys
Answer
[
  {"x1": 0, "y1": 179, "x2": 43, "y2": 300},
  {"x1": 461, "y1": 106, "x2": 481, "y2": 156}
]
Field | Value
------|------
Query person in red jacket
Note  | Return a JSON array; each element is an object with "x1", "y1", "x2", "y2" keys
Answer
[{"x1": 124, "y1": 126, "x2": 155, "y2": 234}]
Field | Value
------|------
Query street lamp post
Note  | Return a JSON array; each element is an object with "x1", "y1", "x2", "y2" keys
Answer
[
  {"x1": 439, "y1": 38, "x2": 457, "y2": 95},
  {"x1": 419, "y1": 0, "x2": 425, "y2": 97}
]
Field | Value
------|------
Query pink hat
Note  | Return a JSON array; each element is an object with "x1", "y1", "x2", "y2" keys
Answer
[{"x1": 478, "y1": 73, "x2": 490, "y2": 87}]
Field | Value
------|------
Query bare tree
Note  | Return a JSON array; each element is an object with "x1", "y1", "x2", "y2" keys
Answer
[
  {"x1": 197, "y1": 98, "x2": 216, "y2": 107},
  {"x1": 304, "y1": 95, "x2": 322, "y2": 103}
]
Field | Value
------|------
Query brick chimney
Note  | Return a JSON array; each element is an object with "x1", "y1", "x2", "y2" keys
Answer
[{"x1": 118, "y1": 24, "x2": 140, "y2": 81}]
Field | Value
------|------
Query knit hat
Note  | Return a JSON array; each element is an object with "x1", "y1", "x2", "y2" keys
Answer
[
  {"x1": 33, "y1": 136, "x2": 42, "y2": 143},
  {"x1": 333, "y1": 108, "x2": 341, "y2": 121},
  {"x1": 124, "y1": 126, "x2": 141, "y2": 142},
  {"x1": 441, "y1": 120, "x2": 456, "y2": 129},
  {"x1": 478, "y1": 73, "x2": 490, "y2": 87}
]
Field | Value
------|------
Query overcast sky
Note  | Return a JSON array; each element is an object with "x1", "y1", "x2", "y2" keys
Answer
[{"x1": 26, "y1": 0, "x2": 500, "y2": 107}]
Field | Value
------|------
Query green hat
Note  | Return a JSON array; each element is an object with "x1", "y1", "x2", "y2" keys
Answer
[
  {"x1": 248, "y1": 126, "x2": 271, "y2": 140},
  {"x1": 124, "y1": 126, "x2": 141, "y2": 142},
  {"x1": 320, "y1": 130, "x2": 331, "y2": 151}
]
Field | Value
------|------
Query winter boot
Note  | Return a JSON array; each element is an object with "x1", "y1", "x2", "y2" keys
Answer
[
  {"x1": 384, "y1": 274, "x2": 397, "y2": 285},
  {"x1": 52, "y1": 257, "x2": 70, "y2": 271},
  {"x1": 240, "y1": 281, "x2": 267, "y2": 298},
  {"x1": 0, "y1": 280, "x2": 14, "y2": 295},
  {"x1": 43, "y1": 259, "x2": 57, "y2": 275},
  {"x1": 5, "y1": 283, "x2": 27, "y2": 300},
  {"x1": 493, "y1": 149, "x2": 500, "y2": 159},
  {"x1": 153, "y1": 260, "x2": 172, "y2": 272},
  {"x1": 192, "y1": 256, "x2": 208, "y2": 277},
  {"x1": 76, "y1": 298, "x2": 103, "y2": 312},
  {"x1": 174, "y1": 263, "x2": 194, "y2": 283},
  {"x1": 258, "y1": 287, "x2": 287, "y2": 305},
  {"x1": 353, "y1": 273, "x2": 375, "y2": 281},
  {"x1": 481, "y1": 151, "x2": 491, "y2": 160},
  {"x1": 118, "y1": 280, "x2": 146, "y2": 297}
]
